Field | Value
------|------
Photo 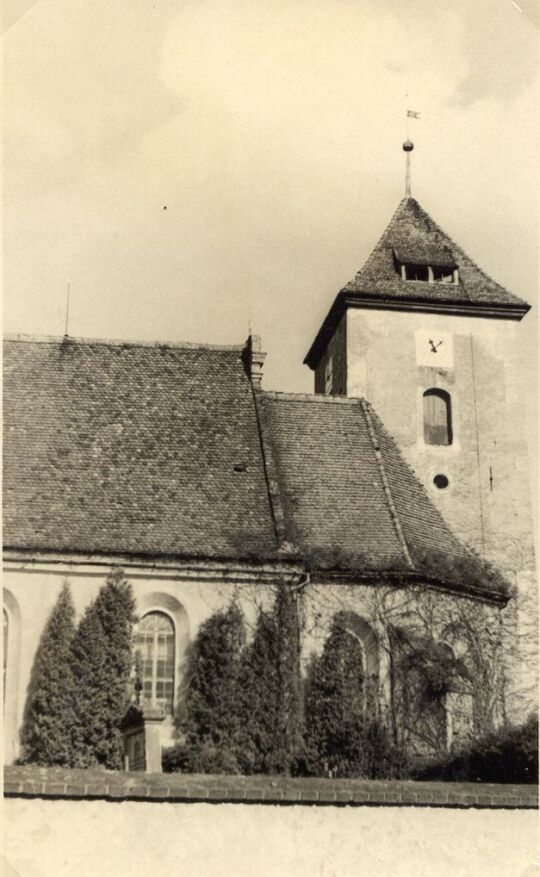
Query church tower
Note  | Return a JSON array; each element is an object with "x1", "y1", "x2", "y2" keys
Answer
[{"x1": 304, "y1": 151, "x2": 536, "y2": 718}]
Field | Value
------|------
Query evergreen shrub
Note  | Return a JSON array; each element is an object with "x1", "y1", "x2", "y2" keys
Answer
[
  {"x1": 236, "y1": 586, "x2": 303, "y2": 775},
  {"x1": 170, "y1": 601, "x2": 245, "y2": 773},
  {"x1": 304, "y1": 618, "x2": 405, "y2": 779},
  {"x1": 412, "y1": 713, "x2": 538, "y2": 783},
  {"x1": 19, "y1": 582, "x2": 78, "y2": 766},
  {"x1": 164, "y1": 587, "x2": 304, "y2": 775},
  {"x1": 70, "y1": 567, "x2": 136, "y2": 769}
]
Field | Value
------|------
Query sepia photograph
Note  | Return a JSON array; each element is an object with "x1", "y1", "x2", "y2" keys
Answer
[{"x1": 3, "y1": 1, "x2": 539, "y2": 875}]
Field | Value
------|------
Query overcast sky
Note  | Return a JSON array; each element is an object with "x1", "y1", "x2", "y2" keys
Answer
[{"x1": 4, "y1": 0, "x2": 539, "y2": 396}]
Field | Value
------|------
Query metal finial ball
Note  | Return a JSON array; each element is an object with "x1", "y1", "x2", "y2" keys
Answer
[{"x1": 402, "y1": 140, "x2": 414, "y2": 152}]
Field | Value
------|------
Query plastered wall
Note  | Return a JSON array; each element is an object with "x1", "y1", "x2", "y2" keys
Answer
[
  {"x1": 2, "y1": 561, "x2": 277, "y2": 763},
  {"x1": 345, "y1": 309, "x2": 535, "y2": 568},
  {"x1": 314, "y1": 314, "x2": 347, "y2": 395},
  {"x1": 4, "y1": 797, "x2": 537, "y2": 877}
]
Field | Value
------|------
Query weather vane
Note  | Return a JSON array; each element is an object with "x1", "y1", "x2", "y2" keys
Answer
[{"x1": 403, "y1": 109, "x2": 420, "y2": 198}]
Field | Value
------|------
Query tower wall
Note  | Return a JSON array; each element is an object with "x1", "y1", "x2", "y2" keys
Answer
[
  {"x1": 345, "y1": 308, "x2": 533, "y2": 557},
  {"x1": 341, "y1": 306, "x2": 536, "y2": 719},
  {"x1": 314, "y1": 315, "x2": 347, "y2": 395}
]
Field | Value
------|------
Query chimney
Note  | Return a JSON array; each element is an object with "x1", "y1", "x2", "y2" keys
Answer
[{"x1": 243, "y1": 334, "x2": 266, "y2": 386}]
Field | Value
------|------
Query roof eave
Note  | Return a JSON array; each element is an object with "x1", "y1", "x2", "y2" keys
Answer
[
  {"x1": 310, "y1": 567, "x2": 509, "y2": 605},
  {"x1": 304, "y1": 291, "x2": 531, "y2": 370}
]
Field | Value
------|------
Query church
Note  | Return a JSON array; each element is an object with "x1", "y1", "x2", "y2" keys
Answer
[{"x1": 3, "y1": 178, "x2": 536, "y2": 765}]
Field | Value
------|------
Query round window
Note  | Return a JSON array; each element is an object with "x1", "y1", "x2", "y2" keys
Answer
[{"x1": 433, "y1": 473, "x2": 449, "y2": 489}]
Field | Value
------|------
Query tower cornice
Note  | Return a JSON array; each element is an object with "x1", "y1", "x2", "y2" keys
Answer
[{"x1": 304, "y1": 291, "x2": 530, "y2": 370}]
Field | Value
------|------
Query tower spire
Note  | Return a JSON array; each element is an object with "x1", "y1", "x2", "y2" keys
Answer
[
  {"x1": 403, "y1": 109, "x2": 420, "y2": 198},
  {"x1": 403, "y1": 139, "x2": 414, "y2": 197}
]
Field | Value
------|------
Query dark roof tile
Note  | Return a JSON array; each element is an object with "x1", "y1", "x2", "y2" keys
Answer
[
  {"x1": 343, "y1": 197, "x2": 527, "y2": 308},
  {"x1": 260, "y1": 392, "x2": 508, "y2": 597},
  {"x1": 3, "y1": 338, "x2": 507, "y2": 598},
  {"x1": 3, "y1": 337, "x2": 278, "y2": 560}
]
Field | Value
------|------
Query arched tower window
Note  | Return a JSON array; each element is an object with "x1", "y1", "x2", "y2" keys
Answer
[
  {"x1": 423, "y1": 389, "x2": 453, "y2": 446},
  {"x1": 134, "y1": 611, "x2": 175, "y2": 715}
]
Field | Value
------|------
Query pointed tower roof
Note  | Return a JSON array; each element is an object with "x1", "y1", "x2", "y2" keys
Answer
[{"x1": 305, "y1": 196, "x2": 530, "y2": 369}]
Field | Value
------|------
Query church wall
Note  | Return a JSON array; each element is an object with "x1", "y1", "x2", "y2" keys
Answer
[
  {"x1": 4, "y1": 557, "x2": 506, "y2": 763},
  {"x1": 2, "y1": 561, "x2": 279, "y2": 764},
  {"x1": 299, "y1": 580, "x2": 507, "y2": 752}
]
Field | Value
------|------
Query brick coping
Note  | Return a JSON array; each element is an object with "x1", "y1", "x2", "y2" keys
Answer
[{"x1": 4, "y1": 767, "x2": 538, "y2": 809}]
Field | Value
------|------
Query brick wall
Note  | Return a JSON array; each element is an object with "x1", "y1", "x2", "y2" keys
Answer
[{"x1": 4, "y1": 766, "x2": 537, "y2": 809}]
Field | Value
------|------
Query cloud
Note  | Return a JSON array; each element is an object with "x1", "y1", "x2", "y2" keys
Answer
[
  {"x1": 442, "y1": 0, "x2": 538, "y2": 106},
  {"x1": 4, "y1": 0, "x2": 182, "y2": 190}
]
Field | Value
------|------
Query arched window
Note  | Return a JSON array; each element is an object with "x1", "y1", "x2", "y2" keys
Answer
[
  {"x1": 3, "y1": 609, "x2": 8, "y2": 704},
  {"x1": 423, "y1": 389, "x2": 452, "y2": 446},
  {"x1": 335, "y1": 612, "x2": 380, "y2": 717},
  {"x1": 134, "y1": 612, "x2": 175, "y2": 715}
]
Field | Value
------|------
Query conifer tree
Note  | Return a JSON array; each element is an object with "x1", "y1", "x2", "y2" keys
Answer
[
  {"x1": 70, "y1": 599, "x2": 109, "y2": 767},
  {"x1": 268, "y1": 584, "x2": 303, "y2": 773},
  {"x1": 20, "y1": 582, "x2": 78, "y2": 766},
  {"x1": 236, "y1": 607, "x2": 280, "y2": 773},
  {"x1": 71, "y1": 567, "x2": 136, "y2": 769},
  {"x1": 304, "y1": 620, "x2": 368, "y2": 777},
  {"x1": 239, "y1": 584, "x2": 303, "y2": 775},
  {"x1": 180, "y1": 601, "x2": 245, "y2": 771}
]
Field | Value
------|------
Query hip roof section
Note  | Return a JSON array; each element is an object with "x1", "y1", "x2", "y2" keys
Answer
[
  {"x1": 3, "y1": 337, "x2": 279, "y2": 561},
  {"x1": 343, "y1": 197, "x2": 527, "y2": 308},
  {"x1": 261, "y1": 392, "x2": 506, "y2": 597}
]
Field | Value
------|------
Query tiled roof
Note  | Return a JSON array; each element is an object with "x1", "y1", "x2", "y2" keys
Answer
[
  {"x1": 3, "y1": 337, "x2": 507, "y2": 598},
  {"x1": 3, "y1": 337, "x2": 278, "y2": 561},
  {"x1": 260, "y1": 393, "x2": 408, "y2": 572},
  {"x1": 343, "y1": 197, "x2": 527, "y2": 307},
  {"x1": 304, "y1": 197, "x2": 529, "y2": 369},
  {"x1": 260, "y1": 392, "x2": 507, "y2": 597}
]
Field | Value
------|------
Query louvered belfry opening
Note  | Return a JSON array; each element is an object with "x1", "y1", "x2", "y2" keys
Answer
[{"x1": 423, "y1": 388, "x2": 452, "y2": 446}]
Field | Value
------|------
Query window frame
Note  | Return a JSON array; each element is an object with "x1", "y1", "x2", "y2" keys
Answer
[
  {"x1": 134, "y1": 610, "x2": 176, "y2": 716},
  {"x1": 399, "y1": 262, "x2": 459, "y2": 285},
  {"x1": 423, "y1": 388, "x2": 453, "y2": 446}
]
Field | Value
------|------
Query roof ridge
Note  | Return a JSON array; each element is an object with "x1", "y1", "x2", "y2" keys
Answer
[
  {"x1": 263, "y1": 391, "x2": 364, "y2": 405},
  {"x1": 3, "y1": 333, "x2": 245, "y2": 352},
  {"x1": 353, "y1": 197, "x2": 410, "y2": 280},
  {"x1": 358, "y1": 399, "x2": 415, "y2": 570},
  {"x1": 250, "y1": 389, "x2": 289, "y2": 549}
]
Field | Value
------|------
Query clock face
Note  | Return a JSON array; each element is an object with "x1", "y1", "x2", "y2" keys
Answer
[{"x1": 415, "y1": 330, "x2": 453, "y2": 367}]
